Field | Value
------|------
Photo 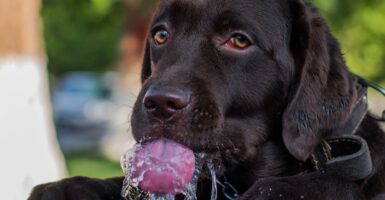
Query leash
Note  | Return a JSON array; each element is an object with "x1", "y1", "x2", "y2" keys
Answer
[
  {"x1": 215, "y1": 178, "x2": 240, "y2": 200},
  {"x1": 309, "y1": 135, "x2": 373, "y2": 181}
]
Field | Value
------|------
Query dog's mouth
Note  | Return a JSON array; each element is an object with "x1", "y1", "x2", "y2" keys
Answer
[
  {"x1": 127, "y1": 91, "x2": 239, "y2": 199},
  {"x1": 120, "y1": 138, "x2": 227, "y2": 200}
]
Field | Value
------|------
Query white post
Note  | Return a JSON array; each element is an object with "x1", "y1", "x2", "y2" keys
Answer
[{"x1": 0, "y1": 0, "x2": 67, "y2": 199}]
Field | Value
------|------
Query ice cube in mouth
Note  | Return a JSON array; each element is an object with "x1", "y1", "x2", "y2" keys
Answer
[{"x1": 122, "y1": 139, "x2": 196, "y2": 195}]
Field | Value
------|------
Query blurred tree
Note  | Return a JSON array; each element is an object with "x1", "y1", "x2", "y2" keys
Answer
[
  {"x1": 311, "y1": 0, "x2": 385, "y2": 85},
  {"x1": 41, "y1": 0, "x2": 124, "y2": 76}
]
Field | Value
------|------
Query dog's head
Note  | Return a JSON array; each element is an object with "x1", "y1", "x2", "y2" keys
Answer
[{"x1": 130, "y1": 0, "x2": 357, "y2": 188}]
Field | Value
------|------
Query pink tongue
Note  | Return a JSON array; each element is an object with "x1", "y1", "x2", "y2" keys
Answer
[{"x1": 131, "y1": 139, "x2": 195, "y2": 194}]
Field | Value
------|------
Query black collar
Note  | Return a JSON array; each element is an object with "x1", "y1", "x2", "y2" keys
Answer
[
  {"x1": 309, "y1": 76, "x2": 385, "y2": 182},
  {"x1": 333, "y1": 77, "x2": 368, "y2": 136}
]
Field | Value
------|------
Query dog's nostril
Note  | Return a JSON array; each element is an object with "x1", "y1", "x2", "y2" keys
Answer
[
  {"x1": 167, "y1": 101, "x2": 177, "y2": 110},
  {"x1": 167, "y1": 97, "x2": 189, "y2": 110},
  {"x1": 144, "y1": 99, "x2": 156, "y2": 110},
  {"x1": 143, "y1": 86, "x2": 191, "y2": 120}
]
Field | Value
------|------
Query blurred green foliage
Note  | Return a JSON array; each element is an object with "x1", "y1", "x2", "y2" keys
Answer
[
  {"x1": 66, "y1": 152, "x2": 122, "y2": 179},
  {"x1": 311, "y1": 0, "x2": 385, "y2": 85},
  {"x1": 41, "y1": 0, "x2": 124, "y2": 76}
]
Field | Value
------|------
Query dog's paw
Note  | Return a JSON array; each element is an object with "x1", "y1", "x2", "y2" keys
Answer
[{"x1": 28, "y1": 176, "x2": 124, "y2": 200}]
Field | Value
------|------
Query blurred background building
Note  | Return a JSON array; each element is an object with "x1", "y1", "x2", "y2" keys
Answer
[{"x1": 0, "y1": 0, "x2": 384, "y2": 199}]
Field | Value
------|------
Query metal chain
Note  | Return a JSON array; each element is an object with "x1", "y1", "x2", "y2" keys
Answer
[{"x1": 216, "y1": 179, "x2": 240, "y2": 200}]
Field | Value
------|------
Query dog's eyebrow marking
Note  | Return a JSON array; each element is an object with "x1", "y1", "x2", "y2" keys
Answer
[{"x1": 152, "y1": 9, "x2": 170, "y2": 26}]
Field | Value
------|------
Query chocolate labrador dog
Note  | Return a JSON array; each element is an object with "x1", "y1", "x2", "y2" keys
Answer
[{"x1": 29, "y1": 0, "x2": 385, "y2": 199}]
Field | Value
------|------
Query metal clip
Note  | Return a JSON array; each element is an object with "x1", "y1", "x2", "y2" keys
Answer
[
  {"x1": 216, "y1": 179, "x2": 240, "y2": 200},
  {"x1": 365, "y1": 81, "x2": 385, "y2": 122}
]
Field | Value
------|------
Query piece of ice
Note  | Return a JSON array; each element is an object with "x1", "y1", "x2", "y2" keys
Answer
[{"x1": 121, "y1": 142, "x2": 214, "y2": 200}]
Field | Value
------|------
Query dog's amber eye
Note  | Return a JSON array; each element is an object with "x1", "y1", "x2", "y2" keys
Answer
[
  {"x1": 227, "y1": 34, "x2": 251, "y2": 49},
  {"x1": 153, "y1": 30, "x2": 169, "y2": 45}
]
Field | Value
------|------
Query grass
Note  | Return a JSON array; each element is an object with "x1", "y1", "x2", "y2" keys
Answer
[{"x1": 64, "y1": 151, "x2": 124, "y2": 179}]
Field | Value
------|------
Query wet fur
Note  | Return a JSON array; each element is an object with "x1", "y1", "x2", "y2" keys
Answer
[{"x1": 29, "y1": 0, "x2": 385, "y2": 199}]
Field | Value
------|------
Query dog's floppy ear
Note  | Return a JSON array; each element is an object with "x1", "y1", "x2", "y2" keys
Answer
[
  {"x1": 141, "y1": 41, "x2": 152, "y2": 83},
  {"x1": 282, "y1": 1, "x2": 357, "y2": 161}
]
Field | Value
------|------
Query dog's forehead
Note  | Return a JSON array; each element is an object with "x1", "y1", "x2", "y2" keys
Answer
[
  {"x1": 157, "y1": 0, "x2": 287, "y2": 11},
  {"x1": 160, "y1": 0, "x2": 214, "y2": 7},
  {"x1": 155, "y1": 0, "x2": 223, "y2": 20},
  {"x1": 154, "y1": 0, "x2": 288, "y2": 26},
  {"x1": 158, "y1": 0, "x2": 266, "y2": 12},
  {"x1": 162, "y1": 0, "x2": 208, "y2": 5}
]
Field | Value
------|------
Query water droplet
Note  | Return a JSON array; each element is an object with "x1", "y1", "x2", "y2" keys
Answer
[
  {"x1": 138, "y1": 172, "x2": 145, "y2": 182},
  {"x1": 137, "y1": 160, "x2": 144, "y2": 167}
]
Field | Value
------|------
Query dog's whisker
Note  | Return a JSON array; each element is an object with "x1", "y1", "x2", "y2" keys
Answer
[{"x1": 218, "y1": 133, "x2": 237, "y2": 150}]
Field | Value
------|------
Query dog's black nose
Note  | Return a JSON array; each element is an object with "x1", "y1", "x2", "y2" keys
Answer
[{"x1": 143, "y1": 86, "x2": 191, "y2": 120}]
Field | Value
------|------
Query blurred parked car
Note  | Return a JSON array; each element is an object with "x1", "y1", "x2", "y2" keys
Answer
[{"x1": 52, "y1": 72, "x2": 115, "y2": 151}]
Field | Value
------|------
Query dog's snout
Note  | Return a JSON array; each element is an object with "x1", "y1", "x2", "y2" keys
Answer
[{"x1": 143, "y1": 86, "x2": 191, "y2": 120}]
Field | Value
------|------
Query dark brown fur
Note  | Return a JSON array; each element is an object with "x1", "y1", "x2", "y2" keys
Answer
[{"x1": 29, "y1": 0, "x2": 385, "y2": 199}]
